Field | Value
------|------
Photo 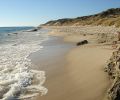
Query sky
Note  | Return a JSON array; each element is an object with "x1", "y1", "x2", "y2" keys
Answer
[{"x1": 0, "y1": 0, "x2": 120, "y2": 27}]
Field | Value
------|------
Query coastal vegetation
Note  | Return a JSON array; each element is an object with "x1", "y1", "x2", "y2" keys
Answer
[{"x1": 43, "y1": 8, "x2": 120, "y2": 27}]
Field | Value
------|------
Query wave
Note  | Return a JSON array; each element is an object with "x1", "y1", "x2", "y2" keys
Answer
[{"x1": 0, "y1": 30, "x2": 48, "y2": 99}]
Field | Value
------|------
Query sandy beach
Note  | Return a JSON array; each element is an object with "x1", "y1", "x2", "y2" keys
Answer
[
  {"x1": 0, "y1": 1, "x2": 120, "y2": 99},
  {"x1": 29, "y1": 26, "x2": 119, "y2": 100}
]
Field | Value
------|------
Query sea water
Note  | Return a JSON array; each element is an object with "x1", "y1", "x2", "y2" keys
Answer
[{"x1": 0, "y1": 27, "x2": 48, "y2": 100}]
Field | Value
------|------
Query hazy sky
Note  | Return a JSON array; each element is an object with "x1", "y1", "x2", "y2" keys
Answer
[{"x1": 0, "y1": 0, "x2": 120, "y2": 26}]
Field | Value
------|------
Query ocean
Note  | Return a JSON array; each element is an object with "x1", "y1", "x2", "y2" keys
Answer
[{"x1": 0, "y1": 27, "x2": 48, "y2": 99}]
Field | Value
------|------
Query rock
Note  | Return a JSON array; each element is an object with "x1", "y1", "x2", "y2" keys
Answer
[
  {"x1": 76, "y1": 40, "x2": 88, "y2": 46},
  {"x1": 30, "y1": 29, "x2": 38, "y2": 32},
  {"x1": 105, "y1": 47, "x2": 120, "y2": 100}
]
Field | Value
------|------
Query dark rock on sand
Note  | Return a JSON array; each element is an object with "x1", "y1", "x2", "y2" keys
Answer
[
  {"x1": 76, "y1": 40, "x2": 88, "y2": 46},
  {"x1": 30, "y1": 28, "x2": 38, "y2": 32}
]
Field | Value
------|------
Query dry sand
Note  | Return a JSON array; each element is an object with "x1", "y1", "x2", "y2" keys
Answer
[
  {"x1": 66, "y1": 45, "x2": 112, "y2": 100},
  {"x1": 33, "y1": 27, "x2": 115, "y2": 100}
]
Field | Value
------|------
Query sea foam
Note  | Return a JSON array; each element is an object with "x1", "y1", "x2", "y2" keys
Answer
[{"x1": 0, "y1": 30, "x2": 48, "y2": 99}]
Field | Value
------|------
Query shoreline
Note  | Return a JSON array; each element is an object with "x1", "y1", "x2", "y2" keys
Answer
[
  {"x1": 0, "y1": 28, "x2": 49, "y2": 100},
  {"x1": 30, "y1": 26, "x2": 116, "y2": 100},
  {"x1": 30, "y1": 36, "x2": 74, "y2": 100}
]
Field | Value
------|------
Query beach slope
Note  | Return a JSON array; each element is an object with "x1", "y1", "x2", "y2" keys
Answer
[{"x1": 34, "y1": 29, "x2": 114, "y2": 100}]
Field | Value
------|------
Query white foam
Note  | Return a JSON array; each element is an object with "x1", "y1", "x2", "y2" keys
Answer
[{"x1": 0, "y1": 30, "x2": 48, "y2": 99}]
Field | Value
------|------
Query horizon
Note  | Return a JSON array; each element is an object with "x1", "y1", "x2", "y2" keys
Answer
[
  {"x1": 0, "y1": 26, "x2": 34, "y2": 27},
  {"x1": 0, "y1": 0, "x2": 120, "y2": 27}
]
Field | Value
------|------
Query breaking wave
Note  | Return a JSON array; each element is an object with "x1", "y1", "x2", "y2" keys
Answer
[{"x1": 0, "y1": 29, "x2": 48, "y2": 100}]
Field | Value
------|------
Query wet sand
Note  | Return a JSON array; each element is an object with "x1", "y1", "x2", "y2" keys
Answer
[
  {"x1": 30, "y1": 36, "x2": 74, "y2": 100},
  {"x1": 30, "y1": 33, "x2": 113, "y2": 100}
]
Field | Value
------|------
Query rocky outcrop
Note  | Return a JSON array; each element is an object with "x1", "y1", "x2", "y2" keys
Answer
[{"x1": 105, "y1": 48, "x2": 120, "y2": 100}]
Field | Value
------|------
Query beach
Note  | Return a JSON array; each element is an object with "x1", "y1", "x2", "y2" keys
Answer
[
  {"x1": 29, "y1": 26, "x2": 119, "y2": 100},
  {"x1": 0, "y1": 1, "x2": 120, "y2": 99}
]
